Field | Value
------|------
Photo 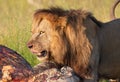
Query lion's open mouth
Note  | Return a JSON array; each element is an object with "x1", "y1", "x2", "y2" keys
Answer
[{"x1": 37, "y1": 50, "x2": 47, "y2": 58}]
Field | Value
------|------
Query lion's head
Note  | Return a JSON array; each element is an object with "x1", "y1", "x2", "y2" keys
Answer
[{"x1": 27, "y1": 7, "x2": 101, "y2": 78}]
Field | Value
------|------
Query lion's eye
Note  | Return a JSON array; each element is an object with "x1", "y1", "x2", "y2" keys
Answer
[{"x1": 39, "y1": 31, "x2": 45, "y2": 35}]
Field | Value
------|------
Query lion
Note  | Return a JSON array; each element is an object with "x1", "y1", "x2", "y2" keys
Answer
[
  {"x1": 27, "y1": 7, "x2": 100, "y2": 82},
  {"x1": 27, "y1": 7, "x2": 120, "y2": 81}
]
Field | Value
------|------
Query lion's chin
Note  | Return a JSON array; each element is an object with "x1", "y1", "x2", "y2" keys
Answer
[{"x1": 37, "y1": 55, "x2": 48, "y2": 62}]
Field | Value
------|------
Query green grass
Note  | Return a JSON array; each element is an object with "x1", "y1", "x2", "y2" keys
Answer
[
  {"x1": 0, "y1": 0, "x2": 120, "y2": 67},
  {"x1": 0, "y1": 0, "x2": 39, "y2": 66}
]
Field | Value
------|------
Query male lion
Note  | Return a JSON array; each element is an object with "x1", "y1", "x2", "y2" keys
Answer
[
  {"x1": 27, "y1": 7, "x2": 100, "y2": 82},
  {"x1": 27, "y1": 7, "x2": 120, "y2": 81}
]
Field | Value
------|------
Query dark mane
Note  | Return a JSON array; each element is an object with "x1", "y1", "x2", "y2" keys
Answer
[
  {"x1": 34, "y1": 7, "x2": 102, "y2": 28},
  {"x1": 89, "y1": 16, "x2": 102, "y2": 27},
  {"x1": 34, "y1": 7, "x2": 68, "y2": 17}
]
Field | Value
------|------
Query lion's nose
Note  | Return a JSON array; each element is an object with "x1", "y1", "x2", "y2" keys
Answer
[{"x1": 27, "y1": 43, "x2": 33, "y2": 49}]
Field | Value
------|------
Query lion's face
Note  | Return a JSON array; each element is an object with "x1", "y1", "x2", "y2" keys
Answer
[
  {"x1": 27, "y1": 14, "x2": 67, "y2": 64},
  {"x1": 27, "y1": 19, "x2": 52, "y2": 61}
]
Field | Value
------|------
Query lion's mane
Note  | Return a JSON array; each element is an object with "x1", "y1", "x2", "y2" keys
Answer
[{"x1": 32, "y1": 7, "x2": 101, "y2": 79}]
